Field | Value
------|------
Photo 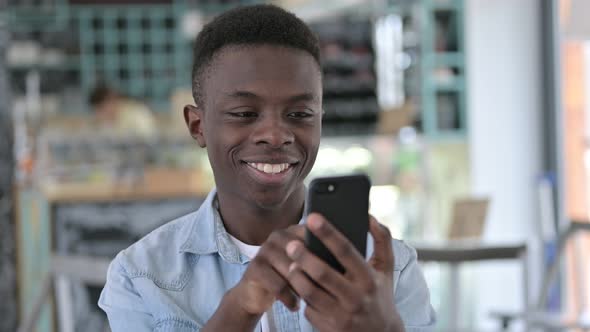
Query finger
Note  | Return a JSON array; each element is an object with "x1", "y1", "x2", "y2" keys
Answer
[
  {"x1": 261, "y1": 229, "x2": 303, "y2": 277},
  {"x1": 306, "y1": 213, "x2": 372, "y2": 283},
  {"x1": 368, "y1": 216, "x2": 394, "y2": 274},
  {"x1": 286, "y1": 240, "x2": 363, "y2": 312},
  {"x1": 286, "y1": 262, "x2": 340, "y2": 315},
  {"x1": 249, "y1": 229, "x2": 301, "y2": 294},
  {"x1": 277, "y1": 286, "x2": 300, "y2": 312},
  {"x1": 240, "y1": 258, "x2": 288, "y2": 314},
  {"x1": 247, "y1": 257, "x2": 287, "y2": 294},
  {"x1": 286, "y1": 224, "x2": 306, "y2": 240}
]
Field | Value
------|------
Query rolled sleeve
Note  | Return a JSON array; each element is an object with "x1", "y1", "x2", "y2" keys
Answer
[
  {"x1": 98, "y1": 254, "x2": 154, "y2": 331},
  {"x1": 394, "y1": 242, "x2": 436, "y2": 331}
]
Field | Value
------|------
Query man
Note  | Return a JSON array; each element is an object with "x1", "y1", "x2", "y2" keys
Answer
[
  {"x1": 99, "y1": 5, "x2": 435, "y2": 331},
  {"x1": 89, "y1": 84, "x2": 157, "y2": 138}
]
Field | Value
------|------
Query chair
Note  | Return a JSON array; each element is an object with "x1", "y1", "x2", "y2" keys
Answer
[
  {"x1": 18, "y1": 254, "x2": 111, "y2": 332},
  {"x1": 413, "y1": 198, "x2": 531, "y2": 331},
  {"x1": 491, "y1": 221, "x2": 590, "y2": 331}
]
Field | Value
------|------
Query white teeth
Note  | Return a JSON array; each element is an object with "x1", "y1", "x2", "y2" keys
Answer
[
  {"x1": 272, "y1": 164, "x2": 281, "y2": 173},
  {"x1": 248, "y1": 162, "x2": 291, "y2": 174}
]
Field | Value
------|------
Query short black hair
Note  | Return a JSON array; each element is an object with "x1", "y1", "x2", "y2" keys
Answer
[
  {"x1": 89, "y1": 84, "x2": 118, "y2": 108},
  {"x1": 191, "y1": 4, "x2": 321, "y2": 106}
]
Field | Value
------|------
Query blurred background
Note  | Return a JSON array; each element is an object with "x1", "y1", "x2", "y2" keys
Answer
[{"x1": 0, "y1": 0, "x2": 589, "y2": 331}]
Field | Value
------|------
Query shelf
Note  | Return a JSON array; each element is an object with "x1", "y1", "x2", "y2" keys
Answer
[
  {"x1": 423, "y1": 129, "x2": 467, "y2": 142},
  {"x1": 322, "y1": 54, "x2": 373, "y2": 72},
  {"x1": 427, "y1": 0, "x2": 462, "y2": 11},
  {"x1": 74, "y1": 4, "x2": 191, "y2": 109},
  {"x1": 69, "y1": 3, "x2": 177, "y2": 13},
  {"x1": 41, "y1": 168, "x2": 210, "y2": 203},
  {"x1": 281, "y1": 0, "x2": 368, "y2": 23},
  {"x1": 4, "y1": 1, "x2": 70, "y2": 31},
  {"x1": 424, "y1": 52, "x2": 464, "y2": 68},
  {"x1": 8, "y1": 58, "x2": 80, "y2": 72},
  {"x1": 433, "y1": 78, "x2": 465, "y2": 92},
  {"x1": 311, "y1": 15, "x2": 377, "y2": 126},
  {"x1": 420, "y1": 0, "x2": 466, "y2": 138},
  {"x1": 186, "y1": 1, "x2": 265, "y2": 15}
]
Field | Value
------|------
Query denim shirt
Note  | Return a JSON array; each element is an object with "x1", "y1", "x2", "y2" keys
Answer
[{"x1": 98, "y1": 189, "x2": 436, "y2": 331}]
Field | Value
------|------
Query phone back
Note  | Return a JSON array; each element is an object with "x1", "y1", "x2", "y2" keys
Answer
[{"x1": 304, "y1": 174, "x2": 371, "y2": 273}]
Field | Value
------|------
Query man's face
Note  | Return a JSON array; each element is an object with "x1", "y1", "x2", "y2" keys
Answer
[
  {"x1": 95, "y1": 93, "x2": 119, "y2": 122},
  {"x1": 186, "y1": 45, "x2": 322, "y2": 209}
]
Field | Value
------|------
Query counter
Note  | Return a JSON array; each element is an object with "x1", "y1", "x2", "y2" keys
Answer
[{"x1": 16, "y1": 168, "x2": 211, "y2": 332}]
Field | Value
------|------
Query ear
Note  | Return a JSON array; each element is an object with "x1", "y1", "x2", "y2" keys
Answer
[{"x1": 184, "y1": 104, "x2": 207, "y2": 148}]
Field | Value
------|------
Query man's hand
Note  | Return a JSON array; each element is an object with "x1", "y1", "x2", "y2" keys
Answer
[
  {"x1": 285, "y1": 213, "x2": 405, "y2": 332},
  {"x1": 203, "y1": 225, "x2": 305, "y2": 331},
  {"x1": 232, "y1": 224, "x2": 305, "y2": 315}
]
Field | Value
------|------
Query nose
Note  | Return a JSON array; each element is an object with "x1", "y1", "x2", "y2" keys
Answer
[{"x1": 251, "y1": 113, "x2": 294, "y2": 148}]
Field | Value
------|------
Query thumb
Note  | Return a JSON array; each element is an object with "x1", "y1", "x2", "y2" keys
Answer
[{"x1": 368, "y1": 216, "x2": 395, "y2": 274}]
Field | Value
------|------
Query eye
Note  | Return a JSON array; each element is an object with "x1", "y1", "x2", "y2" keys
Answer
[
  {"x1": 287, "y1": 110, "x2": 314, "y2": 119},
  {"x1": 228, "y1": 111, "x2": 258, "y2": 118}
]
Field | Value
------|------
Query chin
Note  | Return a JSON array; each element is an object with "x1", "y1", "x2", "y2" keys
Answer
[
  {"x1": 248, "y1": 180, "x2": 307, "y2": 210},
  {"x1": 250, "y1": 189, "x2": 292, "y2": 210}
]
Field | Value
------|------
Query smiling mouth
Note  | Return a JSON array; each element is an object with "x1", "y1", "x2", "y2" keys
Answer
[{"x1": 244, "y1": 162, "x2": 294, "y2": 174}]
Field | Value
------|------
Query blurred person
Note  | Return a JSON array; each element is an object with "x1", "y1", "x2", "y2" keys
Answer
[
  {"x1": 89, "y1": 84, "x2": 157, "y2": 138},
  {"x1": 98, "y1": 5, "x2": 435, "y2": 332}
]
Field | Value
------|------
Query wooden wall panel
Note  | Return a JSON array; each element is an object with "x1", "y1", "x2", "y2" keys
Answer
[
  {"x1": 561, "y1": 38, "x2": 590, "y2": 321},
  {"x1": 562, "y1": 41, "x2": 588, "y2": 220}
]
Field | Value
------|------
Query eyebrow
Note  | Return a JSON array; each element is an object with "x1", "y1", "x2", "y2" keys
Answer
[
  {"x1": 224, "y1": 91, "x2": 261, "y2": 100},
  {"x1": 286, "y1": 93, "x2": 317, "y2": 103},
  {"x1": 223, "y1": 90, "x2": 318, "y2": 103}
]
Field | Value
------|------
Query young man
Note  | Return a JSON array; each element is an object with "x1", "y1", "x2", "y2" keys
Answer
[
  {"x1": 99, "y1": 5, "x2": 435, "y2": 331},
  {"x1": 89, "y1": 84, "x2": 156, "y2": 138}
]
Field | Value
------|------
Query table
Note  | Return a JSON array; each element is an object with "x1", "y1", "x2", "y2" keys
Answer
[{"x1": 411, "y1": 242, "x2": 529, "y2": 331}]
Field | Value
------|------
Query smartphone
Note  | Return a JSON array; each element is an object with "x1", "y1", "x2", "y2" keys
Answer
[{"x1": 304, "y1": 174, "x2": 371, "y2": 273}]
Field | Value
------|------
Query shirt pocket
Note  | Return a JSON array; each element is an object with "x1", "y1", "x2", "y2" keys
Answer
[{"x1": 127, "y1": 255, "x2": 199, "y2": 291}]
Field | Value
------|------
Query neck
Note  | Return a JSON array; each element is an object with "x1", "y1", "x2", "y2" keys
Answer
[{"x1": 216, "y1": 186, "x2": 305, "y2": 245}]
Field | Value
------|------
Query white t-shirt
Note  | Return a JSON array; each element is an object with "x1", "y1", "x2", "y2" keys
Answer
[{"x1": 228, "y1": 234, "x2": 275, "y2": 332}]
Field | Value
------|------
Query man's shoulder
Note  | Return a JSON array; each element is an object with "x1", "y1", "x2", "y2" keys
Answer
[
  {"x1": 391, "y1": 239, "x2": 418, "y2": 271},
  {"x1": 367, "y1": 236, "x2": 418, "y2": 272}
]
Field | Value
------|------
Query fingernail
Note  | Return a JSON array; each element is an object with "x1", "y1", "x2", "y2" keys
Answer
[
  {"x1": 288, "y1": 262, "x2": 298, "y2": 273},
  {"x1": 308, "y1": 215, "x2": 323, "y2": 230},
  {"x1": 286, "y1": 241, "x2": 301, "y2": 258}
]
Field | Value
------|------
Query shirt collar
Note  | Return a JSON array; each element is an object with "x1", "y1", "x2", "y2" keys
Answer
[
  {"x1": 178, "y1": 189, "x2": 219, "y2": 256},
  {"x1": 179, "y1": 188, "x2": 307, "y2": 265},
  {"x1": 178, "y1": 188, "x2": 379, "y2": 271},
  {"x1": 211, "y1": 194, "x2": 248, "y2": 264}
]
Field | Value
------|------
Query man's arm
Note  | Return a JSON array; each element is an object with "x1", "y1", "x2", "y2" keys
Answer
[
  {"x1": 100, "y1": 226, "x2": 303, "y2": 332},
  {"x1": 393, "y1": 243, "x2": 436, "y2": 331},
  {"x1": 201, "y1": 286, "x2": 261, "y2": 331},
  {"x1": 99, "y1": 252, "x2": 252, "y2": 332},
  {"x1": 202, "y1": 225, "x2": 304, "y2": 331},
  {"x1": 98, "y1": 257, "x2": 154, "y2": 331}
]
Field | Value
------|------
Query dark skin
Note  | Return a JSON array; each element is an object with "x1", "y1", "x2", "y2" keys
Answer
[
  {"x1": 185, "y1": 45, "x2": 321, "y2": 245},
  {"x1": 286, "y1": 214, "x2": 404, "y2": 332},
  {"x1": 184, "y1": 44, "x2": 404, "y2": 331}
]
